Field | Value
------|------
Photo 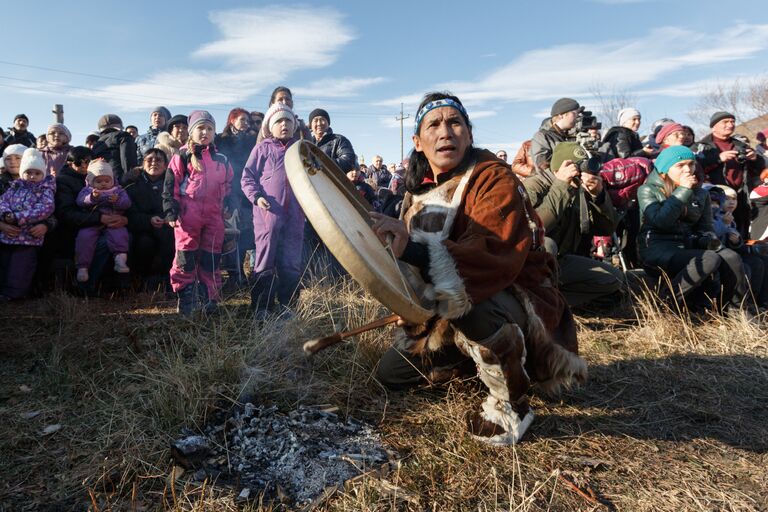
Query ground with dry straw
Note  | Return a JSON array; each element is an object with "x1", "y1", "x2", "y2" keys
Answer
[{"x1": 1, "y1": 279, "x2": 766, "y2": 511}]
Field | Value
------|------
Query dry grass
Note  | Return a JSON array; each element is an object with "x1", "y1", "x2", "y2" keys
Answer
[{"x1": 1, "y1": 278, "x2": 766, "y2": 511}]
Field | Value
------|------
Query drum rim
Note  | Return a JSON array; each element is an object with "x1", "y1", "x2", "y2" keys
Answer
[{"x1": 285, "y1": 141, "x2": 433, "y2": 324}]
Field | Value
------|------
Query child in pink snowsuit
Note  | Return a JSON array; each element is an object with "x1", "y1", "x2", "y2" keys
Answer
[
  {"x1": 75, "y1": 160, "x2": 132, "y2": 283},
  {"x1": 163, "y1": 110, "x2": 233, "y2": 315},
  {"x1": 241, "y1": 103, "x2": 303, "y2": 317}
]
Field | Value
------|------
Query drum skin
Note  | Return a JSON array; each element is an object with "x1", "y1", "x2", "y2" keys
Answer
[{"x1": 285, "y1": 141, "x2": 432, "y2": 324}]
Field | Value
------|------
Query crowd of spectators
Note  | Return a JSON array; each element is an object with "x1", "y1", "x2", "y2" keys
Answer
[{"x1": 2, "y1": 88, "x2": 768, "y2": 318}]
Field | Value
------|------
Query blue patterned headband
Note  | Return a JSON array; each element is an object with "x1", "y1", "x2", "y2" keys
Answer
[{"x1": 414, "y1": 99, "x2": 468, "y2": 133}]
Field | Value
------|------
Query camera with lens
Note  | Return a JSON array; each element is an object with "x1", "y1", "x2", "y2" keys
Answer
[
  {"x1": 576, "y1": 153, "x2": 602, "y2": 176},
  {"x1": 684, "y1": 232, "x2": 722, "y2": 251},
  {"x1": 736, "y1": 146, "x2": 748, "y2": 164}
]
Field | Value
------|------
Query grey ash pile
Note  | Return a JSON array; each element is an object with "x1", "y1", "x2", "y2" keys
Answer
[{"x1": 171, "y1": 402, "x2": 393, "y2": 507}]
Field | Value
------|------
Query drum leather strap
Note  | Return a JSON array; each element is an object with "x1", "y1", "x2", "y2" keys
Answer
[{"x1": 440, "y1": 162, "x2": 476, "y2": 239}]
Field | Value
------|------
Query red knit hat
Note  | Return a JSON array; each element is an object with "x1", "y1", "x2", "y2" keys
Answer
[{"x1": 656, "y1": 123, "x2": 684, "y2": 146}]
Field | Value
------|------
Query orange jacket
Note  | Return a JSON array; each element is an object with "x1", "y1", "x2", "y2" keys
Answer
[{"x1": 511, "y1": 140, "x2": 534, "y2": 178}]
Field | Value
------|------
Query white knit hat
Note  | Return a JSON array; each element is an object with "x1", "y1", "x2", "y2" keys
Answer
[
  {"x1": 1, "y1": 144, "x2": 27, "y2": 170},
  {"x1": 20, "y1": 148, "x2": 47, "y2": 176},
  {"x1": 3, "y1": 144, "x2": 27, "y2": 158},
  {"x1": 617, "y1": 108, "x2": 641, "y2": 128},
  {"x1": 86, "y1": 159, "x2": 114, "y2": 186},
  {"x1": 262, "y1": 103, "x2": 296, "y2": 139}
]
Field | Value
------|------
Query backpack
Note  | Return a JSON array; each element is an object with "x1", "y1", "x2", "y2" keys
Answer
[{"x1": 598, "y1": 157, "x2": 652, "y2": 210}]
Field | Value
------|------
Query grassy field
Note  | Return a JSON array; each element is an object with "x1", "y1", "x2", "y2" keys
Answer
[{"x1": 0, "y1": 279, "x2": 766, "y2": 511}]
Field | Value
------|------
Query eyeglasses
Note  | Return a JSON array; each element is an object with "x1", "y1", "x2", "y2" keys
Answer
[{"x1": 145, "y1": 157, "x2": 165, "y2": 163}]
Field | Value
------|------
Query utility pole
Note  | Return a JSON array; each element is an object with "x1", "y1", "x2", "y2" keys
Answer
[
  {"x1": 395, "y1": 103, "x2": 410, "y2": 162},
  {"x1": 52, "y1": 104, "x2": 64, "y2": 123}
]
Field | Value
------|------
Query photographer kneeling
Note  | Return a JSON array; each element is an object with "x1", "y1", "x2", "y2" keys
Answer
[
  {"x1": 524, "y1": 142, "x2": 623, "y2": 307},
  {"x1": 638, "y1": 146, "x2": 746, "y2": 312}
]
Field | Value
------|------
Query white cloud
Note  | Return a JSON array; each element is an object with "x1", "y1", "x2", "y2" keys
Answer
[
  {"x1": 380, "y1": 116, "x2": 406, "y2": 129},
  {"x1": 373, "y1": 93, "x2": 425, "y2": 109},
  {"x1": 638, "y1": 78, "x2": 722, "y2": 98},
  {"x1": 383, "y1": 23, "x2": 768, "y2": 108},
  {"x1": 467, "y1": 110, "x2": 497, "y2": 119},
  {"x1": 638, "y1": 72, "x2": 768, "y2": 102},
  {"x1": 91, "y1": 6, "x2": 355, "y2": 110},
  {"x1": 292, "y1": 77, "x2": 387, "y2": 98},
  {"x1": 194, "y1": 8, "x2": 353, "y2": 68},
  {"x1": 476, "y1": 141, "x2": 523, "y2": 153}
]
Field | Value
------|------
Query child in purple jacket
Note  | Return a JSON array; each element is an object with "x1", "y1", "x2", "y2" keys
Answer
[
  {"x1": 241, "y1": 103, "x2": 303, "y2": 318},
  {"x1": 75, "y1": 160, "x2": 131, "y2": 282},
  {"x1": 0, "y1": 148, "x2": 55, "y2": 300}
]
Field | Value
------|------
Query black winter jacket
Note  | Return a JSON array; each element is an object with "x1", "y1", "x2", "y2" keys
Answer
[
  {"x1": 215, "y1": 130, "x2": 257, "y2": 204},
  {"x1": 125, "y1": 170, "x2": 168, "y2": 234},
  {"x1": 50, "y1": 165, "x2": 102, "y2": 258},
  {"x1": 600, "y1": 126, "x2": 645, "y2": 160},
  {"x1": 314, "y1": 128, "x2": 357, "y2": 173},
  {"x1": 696, "y1": 134, "x2": 762, "y2": 191},
  {"x1": 92, "y1": 130, "x2": 139, "y2": 185},
  {"x1": 5, "y1": 129, "x2": 36, "y2": 148}
]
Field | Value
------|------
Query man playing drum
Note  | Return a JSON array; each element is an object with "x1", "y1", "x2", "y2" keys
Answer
[{"x1": 369, "y1": 92, "x2": 587, "y2": 445}]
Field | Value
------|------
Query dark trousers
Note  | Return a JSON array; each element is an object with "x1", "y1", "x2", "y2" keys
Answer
[
  {"x1": 734, "y1": 191, "x2": 751, "y2": 239},
  {"x1": 79, "y1": 235, "x2": 115, "y2": 294},
  {"x1": 375, "y1": 289, "x2": 528, "y2": 389},
  {"x1": 622, "y1": 207, "x2": 641, "y2": 268},
  {"x1": 0, "y1": 244, "x2": 39, "y2": 299},
  {"x1": 130, "y1": 229, "x2": 174, "y2": 278},
  {"x1": 664, "y1": 248, "x2": 744, "y2": 307},
  {"x1": 557, "y1": 253, "x2": 624, "y2": 307},
  {"x1": 238, "y1": 203, "x2": 255, "y2": 266},
  {"x1": 741, "y1": 252, "x2": 768, "y2": 307}
]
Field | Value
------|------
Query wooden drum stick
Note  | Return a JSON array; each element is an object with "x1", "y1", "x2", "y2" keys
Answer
[{"x1": 302, "y1": 313, "x2": 400, "y2": 355}]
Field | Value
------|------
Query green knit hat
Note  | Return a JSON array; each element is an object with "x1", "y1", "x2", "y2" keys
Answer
[
  {"x1": 550, "y1": 142, "x2": 588, "y2": 171},
  {"x1": 655, "y1": 146, "x2": 695, "y2": 174}
]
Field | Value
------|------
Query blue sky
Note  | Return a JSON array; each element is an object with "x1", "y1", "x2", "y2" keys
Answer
[{"x1": 2, "y1": 1, "x2": 767, "y2": 165}]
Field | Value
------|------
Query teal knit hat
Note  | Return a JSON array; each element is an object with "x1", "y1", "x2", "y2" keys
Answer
[{"x1": 655, "y1": 146, "x2": 695, "y2": 174}]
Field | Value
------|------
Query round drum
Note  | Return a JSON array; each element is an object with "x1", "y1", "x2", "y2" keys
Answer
[{"x1": 285, "y1": 141, "x2": 432, "y2": 324}]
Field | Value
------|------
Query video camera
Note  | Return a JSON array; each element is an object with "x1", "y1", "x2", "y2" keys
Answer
[{"x1": 574, "y1": 110, "x2": 602, "y2": 152}]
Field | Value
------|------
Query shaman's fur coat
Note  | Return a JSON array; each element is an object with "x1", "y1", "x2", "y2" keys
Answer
[{"x1": 400, "y1": 149, "x2": 584, "y2": 390}]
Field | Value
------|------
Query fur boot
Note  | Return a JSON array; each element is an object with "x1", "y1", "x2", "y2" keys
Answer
[{"x1": 456, "y1": 323, "x2": 535, "y2": 445}]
